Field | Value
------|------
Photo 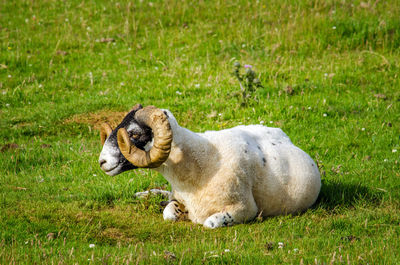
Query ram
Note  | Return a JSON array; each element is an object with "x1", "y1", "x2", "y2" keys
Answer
[{"x1": 99, "y1": 104, "x2": 321, "y2": 228}]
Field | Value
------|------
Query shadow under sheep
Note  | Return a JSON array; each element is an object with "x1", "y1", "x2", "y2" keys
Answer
[{"x1": 313, "y1": 179, "x2": 385, "y2": 211}]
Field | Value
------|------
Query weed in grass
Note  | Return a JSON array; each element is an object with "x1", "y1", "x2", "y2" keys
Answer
[{"x1": 232, "y1": 62, "x2": 263, "y2": 105}]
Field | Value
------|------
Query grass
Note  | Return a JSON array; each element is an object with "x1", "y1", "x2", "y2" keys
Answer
[{"x1": 1, "y1": 0, "x2": 399, "y2": 263}]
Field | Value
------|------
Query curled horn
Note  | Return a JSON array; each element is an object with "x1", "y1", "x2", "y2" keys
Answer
[
  {"x1": 100, "y1": 123, "x2": 113, "y2": 145},
  {"x1": 130, "y1": 103, "x2": 143, "y2": 112},
  {"x1": 117, "y1": 106, "x2": 172, "y2": 168}
]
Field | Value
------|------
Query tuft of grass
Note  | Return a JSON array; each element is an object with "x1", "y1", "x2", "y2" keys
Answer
[{"x1": 1, "y1": 0, "x2": 400, "y2": 263}]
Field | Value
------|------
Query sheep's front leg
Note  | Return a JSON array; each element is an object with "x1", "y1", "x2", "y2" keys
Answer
[
  {"x1": 134, "y1": 189, "x2": 172, "y2": 199},
  {"x1": 203, "y1": 198, "x2": 258, "y2": 229},
  {"x1": 163, "y1": 199, "x2": 188, "y2": 221},
  {"x1": 204, "y1": 212, "x2": 236, "y2": 228}
]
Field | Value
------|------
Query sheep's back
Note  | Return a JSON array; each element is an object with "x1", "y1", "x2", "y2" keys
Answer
[{"x1": 202, "y1": 125, "x2": 321, "y2": 216}]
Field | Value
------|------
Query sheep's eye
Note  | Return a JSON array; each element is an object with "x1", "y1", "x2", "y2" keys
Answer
[{"x1": 128, "y1": 131, "x2": 140, "y2": 139}]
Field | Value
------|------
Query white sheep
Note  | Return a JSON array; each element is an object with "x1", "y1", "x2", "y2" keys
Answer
[{"x1": 99, "y1": 104, "x2": 321, "y2": 228}]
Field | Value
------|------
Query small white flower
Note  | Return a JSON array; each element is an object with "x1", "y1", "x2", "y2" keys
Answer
[
  {"x1": 154, "y1": 66, "x2": 159, "y2": 70},
  {"x1": 323, "y1": 113, "x2": 327, "y2": 117},
  {"x1": 25, "y1": 18, "x2": 29, "y2": 23},
  {"x1": 176, "y1": 91, "x2": 182, "y2": 95},
  {"x1": 384, "y1": 159, "x2": 388, "y2": 162},
  {"x1": 38, "y1": 84, "x2": 43, "y2": 88},
  {"x1": 65, "y1": 18, "x2": 69, "y2": 22},
  {"x1": 224, "y1": 249, "x2": 230, "y2": 252},
  {"x1": 278, "y1": 242, "x2": 284, "y2": 248},
  {"x1": 269, "y1": 121, "x2": 273, "y2": 124},
  {"x1": 195, "y1": 84, "x2": 200, "y2": 88},
  {"x1": 8, "y1": 75, "x2": 12, "y2": 78},
  {"x1": 218, "y1": 113, "x2": 222, "y2": 116},
  {"x1": 2, "y1": 91, "x2": 6, "y2": 95},
  {"x1": 393, "y1": 149, "x2": 398, "y2": 153},
  {"x1": 324, "y1": 73, "x2": 328, "y2": 77},
  {"x1": 260, "y1": 120, "x2": 264, "y2": 124},
  {"x1": 6, "y1": 104, "x2": 10, "y2": 107},
  {"x1": 293, "y1": 248, "x2": 299, "y2": 253},
  {"x1": 361, "y1": 128, "x2": 365, "y2": 131},
  {"x1": 86, "y1": 26, "x2": 91, "y2": 31},
  {"x1": 120, "y1": 82, "x2": 125, "y2": 86},
  {"x1": 242, "y1": 44, "x2": 246, "y2": 48},
  {"x1": 308, "y1": 106, "x2": 312, "y2": 110},
  {"x1": 93, "y1": 174, "x2": 97, "y2": 176},
  {"x1": 89, "y1": 244, "x2": 95, "y2": 248},
  {"x1": 332, "y1": 26, "x2": 336, "y2": 30},
  {"x1": 128, "y1": 47, "x2": 131, "y2": 51}
]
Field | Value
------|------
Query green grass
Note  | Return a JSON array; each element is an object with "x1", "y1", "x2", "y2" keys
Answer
[{"x1": 1, "y1": 0, "x2": 399, "y2": 263}]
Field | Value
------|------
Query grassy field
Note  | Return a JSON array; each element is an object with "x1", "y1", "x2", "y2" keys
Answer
[{"x1": 1, "y1": 0, "x2": 399, "y2": 263}]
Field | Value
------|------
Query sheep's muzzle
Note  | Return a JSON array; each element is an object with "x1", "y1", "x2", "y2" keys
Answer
[{"x1": 117, "y1": 106, "x2": 173, "y2": 168}]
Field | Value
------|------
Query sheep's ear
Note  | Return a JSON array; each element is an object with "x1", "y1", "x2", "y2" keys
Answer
[
  {"x1": 130, "y1": 104, "x2": 143, "y2": 113},
  {"x1": 163, "y1": 110, "x2": 169, "y2": 118},
  {"x1": 100, "y1": 123, "x2": 113, "y2": 145}
]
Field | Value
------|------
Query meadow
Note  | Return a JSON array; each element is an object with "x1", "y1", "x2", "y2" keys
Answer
[{"x1": 1, "y1": 0, "x2": 399, "y2": 263}]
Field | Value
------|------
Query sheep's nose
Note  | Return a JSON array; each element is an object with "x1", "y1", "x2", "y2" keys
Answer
[{"x1": 99, "y1": 159, "x2": 107, "y2": 167}]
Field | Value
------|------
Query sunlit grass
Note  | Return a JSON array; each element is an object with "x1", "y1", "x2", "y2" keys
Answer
[{"x1": 1, "y1": 0, "x2": 399, "y2": 263}]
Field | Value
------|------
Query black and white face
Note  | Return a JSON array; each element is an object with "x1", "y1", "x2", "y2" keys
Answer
[{"x1": 98, "y1": 109, "x2": 153, "y2": 176}]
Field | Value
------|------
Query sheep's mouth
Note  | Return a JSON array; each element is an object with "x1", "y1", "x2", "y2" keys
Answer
[
  {"x1": 102, "y1": 165, "x2": 119, "y2": 174},
  {"x1": 102, "y1": 162, "x2": 137, "y2": 176}
]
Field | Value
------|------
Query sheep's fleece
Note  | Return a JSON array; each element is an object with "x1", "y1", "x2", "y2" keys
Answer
[{"x1": 99, "y1": 105, "x2": 321, "y2": 228}]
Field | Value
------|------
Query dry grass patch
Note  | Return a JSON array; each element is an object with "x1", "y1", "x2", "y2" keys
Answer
[
  {"x1": 101, "y1": 228, "x2": 130, "y2": 243},
  {"x1": 64, "y1": 110, "x2": 128, "y2": 130}
]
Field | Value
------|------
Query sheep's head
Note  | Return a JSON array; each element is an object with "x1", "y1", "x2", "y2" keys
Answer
[{"x1": 98, "y1": 104, "x2": 173, "y2": 176}]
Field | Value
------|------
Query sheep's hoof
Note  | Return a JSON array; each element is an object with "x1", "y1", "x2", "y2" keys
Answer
[
  {"x1": 163, "y1": 200, "x2": 188, "y2": 222},
  {"x1": 204, "y1": 212, "x2": 235, "y2": 228},
  {"x1": 163, "y1": 209, "x2": 179, "y2": 221}
]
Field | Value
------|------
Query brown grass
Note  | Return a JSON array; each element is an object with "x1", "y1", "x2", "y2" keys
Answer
[
  {"x1": 101, "y1": 227, "x2": 129, "y2": 242},
  {"x1": 64, "y1": 110, "x2": 128, "y2": 130}
]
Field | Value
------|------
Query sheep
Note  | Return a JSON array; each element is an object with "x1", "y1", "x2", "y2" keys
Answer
[{"x1": 98, "y1": 104, "x2": 321, "y2": 228}]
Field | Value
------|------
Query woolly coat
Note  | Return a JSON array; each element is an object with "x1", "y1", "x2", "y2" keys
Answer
[{"x1": 155, "y1": 111, "x2": 321, "y2": 224}]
